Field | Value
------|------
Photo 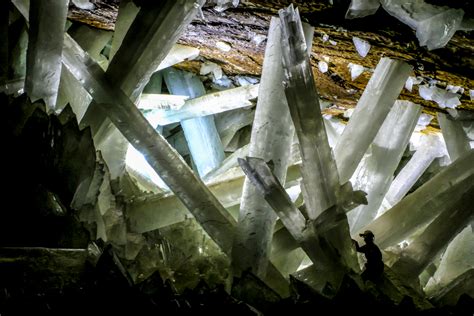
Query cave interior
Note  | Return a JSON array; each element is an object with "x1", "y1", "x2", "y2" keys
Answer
[{"x1": 0, "y1": 0, "x2": 473, "y2": 314}]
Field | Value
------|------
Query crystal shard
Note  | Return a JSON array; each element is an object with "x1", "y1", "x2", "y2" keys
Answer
[
  {"x1": 352, "y1": 37, "x2": 371, "y2": 58},
  {"x1": 335, "y1": 57, "x2": 412, "y2": 183},
  {"x1": 345, "y1": 0, "x2": 380, "y2": 19},
  {"x1": 381, "y1": 0, "x2": 464, "y2": 50},
  {"x1": 25, "y1": 0, "x2": 68, "y2": 109}
]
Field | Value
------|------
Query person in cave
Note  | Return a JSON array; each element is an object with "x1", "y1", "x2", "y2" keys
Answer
[{"x1": 352, "y1": 230, "x2": 384, "y2": 283}]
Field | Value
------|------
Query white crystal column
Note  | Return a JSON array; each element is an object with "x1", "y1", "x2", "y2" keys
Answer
[
  {"x1": 25, "y1": 0, "x2": 68, "y2": 109},
  {"x1": 390, "y1": 187, "x2": 474, "y2": 283},
  {"x1": 360, "y1": 149, "x2": 474, "y2": 249},
  {"x1": 231, "y1": 17, "x2": 297, "y2": 278},
  {"x1": 349, "y1": 101, "x2": 421, "y2": 232},
  {"x1": 438, "y1": 113, "x2": 471, "y2": 162},
  {"x1": 163, "y1": 68, "x2": 225, "y2": 177},
  {"x1": 334, "y1": 57, "x2": 412, "y2": 183},
  {"x1": 380, "y1": 134, "x2": 445, "y2": 213},
  {"x1": 144, "y1": 84, "x2": 258, "y2": 125},
  {"x1": 280, "y1": 6, "x2": 339, "y2": 219}
]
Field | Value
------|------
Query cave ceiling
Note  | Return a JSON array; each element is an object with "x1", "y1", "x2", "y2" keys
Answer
[{"x1": 67, "y1": 0, "x2": 474, "y2": 130}]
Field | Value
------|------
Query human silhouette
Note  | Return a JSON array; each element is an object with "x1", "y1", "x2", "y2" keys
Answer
[{"x1": 352, "y1": 230, "x2": 384, "y2": 283}]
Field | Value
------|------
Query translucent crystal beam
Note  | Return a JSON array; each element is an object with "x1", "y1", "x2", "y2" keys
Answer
[
  {"x1": 142, "y1": 84, "x2": 259, "y2": 125},
  {"x1": 437, "y1": 113, "x2": 471, "y2": 162},
  {"x1": 334, "y1": 57, "x2": 412, "y2": 183},
  {"x1": 24, "y1": 0, "x2": 68, "y2": 109},
  {"x1": 380, "y1": 134, "x2": 445, "y2": 213},
  {"x1": 61, "y1": 33, "x2": 236, "y2": 252},
  {"x1": 390, "y1": 186, "x2": 474, "y2": 283},
  {"x1": 231, "y1": 16, "x2": 298, "y2": 278},
  {"x1": 280, "y1": 5, "x2": 340, "y2": 219},
  {"x1": 349, "y1": 101, "x2": 420, "y2": 233},
  {"x1": 279, "y1": 6, "x2": 360, "y2": 280},
  {"x1": 360, "y1": 149, "x2": 474, "y2": 249},
  {"x1": 163, "y1": 68, "x2": 225, "y2": 177}
]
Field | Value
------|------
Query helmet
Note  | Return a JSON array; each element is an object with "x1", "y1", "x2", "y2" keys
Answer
[{"x1": 359, "y1": 230, "x2": 374, "y2": 238}]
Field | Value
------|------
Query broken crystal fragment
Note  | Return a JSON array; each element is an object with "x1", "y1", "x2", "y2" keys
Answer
[
  {"x1": 419, "y1": 85, "x2": 461, "y2": 109},
  {"x1": 200, "y1": 61, "x2": 223, "y2": 80},
  {"x1": 352, "y1": 37, "x2": 371, "y2": 57},
  {"x1": 446, "y1": 85, "x2": 464, "y2": 94},
  {"x1": 380, "y1": 0, "x2": 464, "y2": 50},
  {"x1": 214, "y1": 0, "x2": 239, "y2": 12},
  {"x1": 470, "y1": 89, "x2": 474, "y2": 101},
  {"x1": 414, "y1": 112, "x2": 433, "y2": 132},
  {"x1": 345, "y1": 0, "x2": 380, "y2": 19},
  {"x1": 251, "y1": 33, "x2": 267, "y2": 46},
  {"x1": 347, "y1": 63, "x2": 365, "y2": 81},
  {"x1": 405, "y1": 76, "x2": 423, "y2": 92},
  {"x1": 72, "y1": 0, "x2": 95, "y2": 10},
  {"x1": 216, "y1": 41, "x2": 232, "y2": 52},
  {"x1": 318, "y1": 60, "x2": 328, "y2": 73}
]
